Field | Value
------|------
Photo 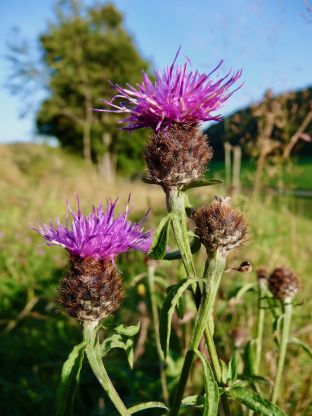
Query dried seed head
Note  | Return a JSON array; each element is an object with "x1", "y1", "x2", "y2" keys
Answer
[
  {"x1": 268, "y1": 266, "x2": 299, "y2": 301},
  {"x1": 142, "y1": 122, "x2": 212, "y2": 187},
  {"x1": 56, "y1": 256, "x2": 125, "y2": 321},
  {"x1": 193, "y1": 195, "x2": 250, "y2": 255}
]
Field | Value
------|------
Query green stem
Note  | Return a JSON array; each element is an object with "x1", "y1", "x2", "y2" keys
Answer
[
  {"x1": 83, "y1": 321, "x2": 131, "y2": 416},
  {"x1": 271, "y1": 299, "x2": 292, "y2": 405},
  {"x1": 147, "y1": 265, "x2": 169, "y2": 404},
  {"x1": 166, "y1": 187, "x2": 231, "y2": 415},
  {"x1": 248, "y1": 283, "x2": 266, "y2": 416},
  {"x1": 255, "y1": 283, "x2": 266, "y2": 375},
  {"x1": 169, "y1": 252, "x2": 226, "y2": 416}
]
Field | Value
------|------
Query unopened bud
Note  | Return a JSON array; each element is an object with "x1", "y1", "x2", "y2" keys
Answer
[
  {"x1": 268, "y1": 266, "x2": 299, "y2": 301},
  {"x1": 193, "y1": 195, "x2": 249, "y2": 255}
]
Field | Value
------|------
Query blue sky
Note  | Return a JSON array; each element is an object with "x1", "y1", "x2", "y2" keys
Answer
[{"x1": 1, "y1": 0, "x2": 311, "y2": 143}]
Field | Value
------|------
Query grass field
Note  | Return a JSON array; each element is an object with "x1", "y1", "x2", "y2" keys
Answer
[{"x1": 1, "y1": 143, "x2": 312, "y2": 416}]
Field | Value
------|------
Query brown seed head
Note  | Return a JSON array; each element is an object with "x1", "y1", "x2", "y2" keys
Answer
[
  {"x1": 193, "y1": 195, "x2": 250, "y2": 255},
  {"x1": 268, "y1": 266, "x2": 299, "y2": 301},
  {"x1": 56, "y1": 256, "x2": 125, "y2": 321},
  {"x1": 142, "y1": 122, "x2": 212, "y2": 187}
]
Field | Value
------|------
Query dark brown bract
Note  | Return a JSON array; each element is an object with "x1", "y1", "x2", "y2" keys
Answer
[
  {"x1": 268, "y1": 266, "x2": 299, "y2": 301},
  {"x1": 56, "y1": 256, "x2": 125, "y2": 321},
  {"x1": 193, "y1": 195, "x2": 249, "y2": 255},
  {"x1": 142, "y1": 122, "x2": 212, "y2": 187}
]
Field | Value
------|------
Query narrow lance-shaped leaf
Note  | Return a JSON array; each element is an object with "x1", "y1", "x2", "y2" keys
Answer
[
  {"x1": 101, "y1": 337, "x2": 134, "y2": 369},
  {"x1": 56, "y1": 341, "x2": 88, "y2": 416},
  {"x1": 110, "y1": 401, "x2": 169, "y2": 416},
  {"x1": 114, "y1": 322, "x2": 140, "y2": 336},
  {"x1": 220, "y1": 359, "x2": 228, "y2": 386},
  {"x1": 195, "y1": 350, "x2": 219, "y2": 416},
  {"x1": 149, "y1": 212, "x2": 174, "y2": 260},
  {"x1": 273, "y1": 314, "x2": 284, "y2": 350},
  {"x1": 181, "y1": 395, "x2": 205, "y2": 408},
  {"x1": 159, "y1": 277, "x2": 202, "y2": 361},
  {"x1": 181, "y1": 179, "x2": 223, "y2": 192},
  {"x1": 184, "y1": 193, "x2": 193, "y2": 218},
  {"x1": 244, "y1": 340, "x2": 256, "y2": 377},
  {"x1": 229, "y1": 387, "x2": 286, "y2": 416},
  {"x1": 227, "y1": 356, "x2": 238, "y2": 383},
  {"x1": 288, "y1": 337, "x2": 312, "y2": 358}
]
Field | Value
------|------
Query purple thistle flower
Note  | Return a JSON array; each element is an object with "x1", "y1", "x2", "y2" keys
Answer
[
  {"x1": 30, "y1": 194, "x2": 152, "y2": 269},
  {"x1": 92, "y1": 47, "x2": 243, "y2": 133}
]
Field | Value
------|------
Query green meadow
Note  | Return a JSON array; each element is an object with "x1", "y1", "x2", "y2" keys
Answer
[{"x1": 1, "y1": 143, "x2": 311, "y2": 415}]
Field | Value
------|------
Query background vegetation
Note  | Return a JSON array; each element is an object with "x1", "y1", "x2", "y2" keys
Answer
[
  {"x1": 0, "y1": 142, "x2": 311, "y2": 415},
  {"x1": 2, "y1": 0, "x2": 312, "y2": 414}
]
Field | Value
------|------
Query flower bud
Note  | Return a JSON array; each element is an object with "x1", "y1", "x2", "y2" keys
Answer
[
  {"x1": 142, "y1": 123, "x2": 212, "y2": 188},
  {"x1": 268, "y1": 266, "x2": 299, "y2": 301},
  {"x1": 57, "y1": 257, "x2": 125, "y2": 321},
  {"x1": 193, "y1": 195, "x2": 249, "y2": 255}
]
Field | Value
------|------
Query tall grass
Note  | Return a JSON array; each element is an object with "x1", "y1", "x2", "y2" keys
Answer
[{"x1": 1, "y1": 143, "x2": 311, "y2": 415}]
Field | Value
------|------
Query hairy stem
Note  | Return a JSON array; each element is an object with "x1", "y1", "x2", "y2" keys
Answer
[
  {"x1": 166, "y1": 187, "x2": 231, "y2": 415},
  {"x1": 169, "y1": 252, "x2": 226, "y2": 416},
  {"x1": 147, "y1": 265, "x2": 169, "y2": 404},
  {"x1": 83, "y1": 321, "x2": 131, "y2": 416},
  {"x1": 271, "y1": 300, "x2": 292, "y2": 405}
]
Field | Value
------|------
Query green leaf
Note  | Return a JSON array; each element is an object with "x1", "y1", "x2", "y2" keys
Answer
[
  {"x1": 115, "y1": 322, "x2": 140, "y2": 337},
  {"x1": 244, "y1": 340, "x2": 256, "y2": 377},
  {"x1": 110, "y1": 401, "x2": 169, "y2": 416},
  {"x1": 195, "y1": 350, "x2": 219, "y2": 416},
  {"x1": 227, "y1": 356, "x2": 238, "y2": 383},
  {"x1": 184, "y1": 193, "x2": 193, "y2": 218},
  {"x1": 181, "y1": 179, "x2": 223, "y2": 192},
  {"x1": 239, "y1": 374, "x2": 272, "y2": 387},
  {"x1": 163, "y1": 237, "x2": 201, "y2": 260},
  {"x1": 220, "y1": 359, "x2": 228, "y2": 386},
  {"x1": 176, "y1": 295, "x2": 185, "y2": 320},
  {"x1": 101, "y1": 334, "x2": 123, "y2": 355},
  {"x1": 229, "y1": 387, "x2": 286, "y2": 415},
  {"x1": 273, "y1": 314, "x2": 284, "y2": 350},
  {"x1": 288, "y1": 337, "x2": 312, "y2": 358},
  {"x1": 56, "y1": 341, "x2": 88, "y2": 416},
  {"x1": 159, "y1": 277, "x2": 202, "y2": 361},
  {"x1": 101, "y1": 337, "x2": 134, "y2": 368},
  {"x1": 181, "y1": 395, "x2": 205, "y2": 408},
  {"x1": 149, "y1": 213, "x2": 174, "y2": 260},
  {"x1": 235, "y1": 283, "x2": 256, "y2": 300}
]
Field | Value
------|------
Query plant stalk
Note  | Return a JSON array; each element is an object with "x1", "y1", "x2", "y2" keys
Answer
[
  {"x1": 147, "y1": 265, "x2": 169, "y2": 404},
  {"x1": 83, "y1": 321, "x2": 131, "y2": 416},
  {"x1": 166, "y1": 187, "x2": 231, "y2": 415},
  {"x1": 271, "y1": 299, "x2": 292, "y2": 405},
  {"x1": 254, "y1": 282, "x2": 266, "y2": 375},
  {"x1": 168, "y1": 252, "x2": 226, "y2": 416}
]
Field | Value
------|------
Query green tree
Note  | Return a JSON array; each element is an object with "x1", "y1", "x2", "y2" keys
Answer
[{"x1": 7, "y1": 0, "x2": 151, "y2": 179}]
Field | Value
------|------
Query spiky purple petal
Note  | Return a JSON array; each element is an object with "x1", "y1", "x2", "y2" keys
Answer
[
  {"x1": 92, "y1": 47, "x2": 243, "y2": 133},
  {"x1": 30, "y1": 194, "x2": 152, "y2": 266}
]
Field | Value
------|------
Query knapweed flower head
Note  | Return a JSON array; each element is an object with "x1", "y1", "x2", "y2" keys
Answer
[
  {"x1": 268, "y1": 266, "x2": 299, "y2": 301},
  {"x1": 93, "y1": 47, "x2": 243, "y2": 133},
  {"x1": 30, "y1": 194, "x2": 152, "y2": 268},
  {"x1": 143, "y1": 123, "x2": 212, "y2": 187},
  {"x1": 193, "y1": 195, "x2": 250, "y2": 255}
]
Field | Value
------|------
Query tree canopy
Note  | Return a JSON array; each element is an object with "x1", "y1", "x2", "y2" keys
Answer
[{"x1": 8, "y1": 0, "x2": 152, "y2": 178}]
